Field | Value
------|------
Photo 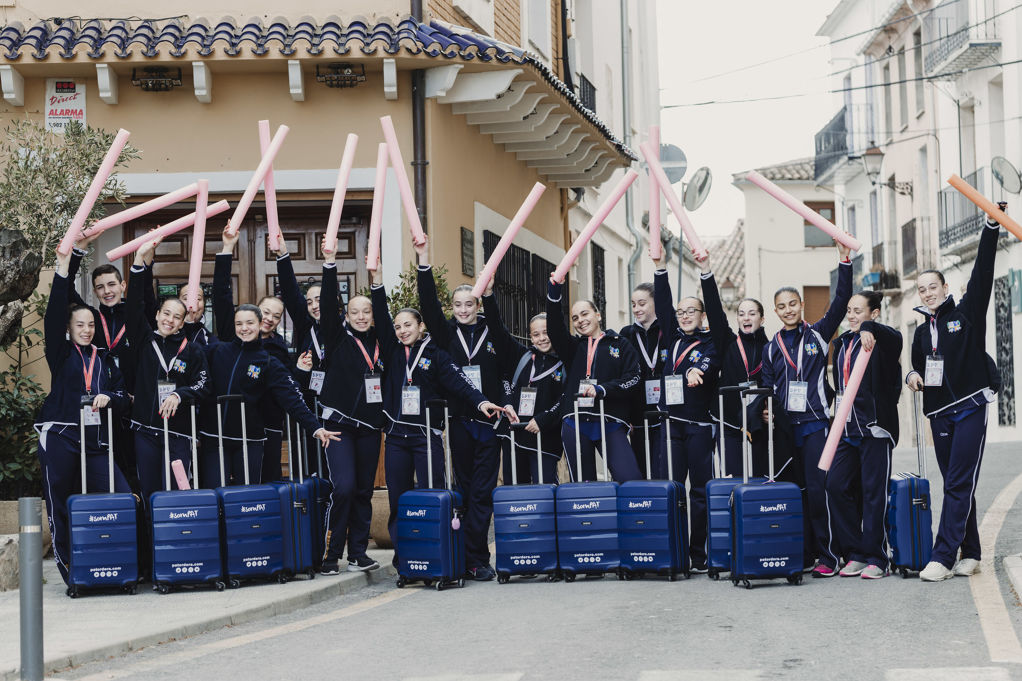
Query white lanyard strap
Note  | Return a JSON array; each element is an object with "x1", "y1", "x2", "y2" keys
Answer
[
  {"x1": 929, "y1": 317, "x2": 938, "y2": 354},
  {"x1": 405, "y1": 337, "x2": 431, "y2": 384},
  {"x1": 635, "y1": 328, "x2": 659, "y2": 371},
  {"x1": 530, "y1": 358, "x2": 563, "y2": 384},
  {"x1": 455, "y1": 326, "x2": 488, "y2": 362},
  {"x1": 152, "y1": 338, "x2": 187, "y2": 379},
  {"x1": 310, "y1": 327, "x2": 324, "y2": 361}
]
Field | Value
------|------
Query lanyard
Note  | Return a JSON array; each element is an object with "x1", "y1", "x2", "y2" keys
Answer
[
  {"x1": 456, "y1": 326, "x2": 488, "y2": 362},
  {"x1": 841, "y1": 336, "x2": 859, "y2": 390},
  {"x1": 310, "y1": 327, "x2": 324, "y2": 361},
  {"x1": 152, "y1": 337, "x2": 189, "y2": 379},
  {"x1": 350, "y1": 332, "x2": 380, "y2": 372},
  {"x1": 74, "y1": 344, "x2": 98, "y2": 394},
  {"x1": 635, "y1": 327, "x2": 660, "y2": 371},
  {"x1": 100, "y1": 313, "x2": 125, "y2": 350},
  {"x1": 671, "y1": 340, "x2": 702, "y2": 372},
  {"x1": 404, "y1": 338, "x2": 431, "y2": 385},
  {"x1": 929, "y1": 317, "x2": 939, "y2": 355},
  {"x1": 737, "y1": 334, "x2": 763, "y2": 378},
  {"x1": 529, "y1": 354, "x2": 563, "y2": 384},
  {"x1": 585, "y1": 333, "x2": 604, "y2": 378},
  {"x1": 775, "y1": 324, "x2": 807, "y2": 380}
]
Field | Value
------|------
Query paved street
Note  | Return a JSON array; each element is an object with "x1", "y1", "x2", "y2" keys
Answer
[{"x1": 48, "y1": 441, "x2": 1022, "y2": 681}]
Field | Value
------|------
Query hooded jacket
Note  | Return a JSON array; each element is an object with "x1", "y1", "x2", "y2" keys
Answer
[
  {"x1": 277, "y1": 252, "x2": 324, "y2": 373},
  {"x1": 619, "y1": 317, "x2": 666, "y2": 424},
  {"x1": 831, "y1": 321, "x2": 903, "y2": 444}
]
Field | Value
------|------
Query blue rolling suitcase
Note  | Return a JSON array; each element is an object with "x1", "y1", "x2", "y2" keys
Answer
[
  {"x1": 268, "y1": 415, "x2": 316, "y2": 581},
  {"x1": 706, "y1": 384, "x2": 765, "y2": 580},
  {"x1": 493, "y1": 423, "x2": 559, "y2": 583},
  {"x1": 307, "y1": 400, "x2": 333, "y2": 569},
  {"x1": 66, "y1": 401, "x2": 140, "y2": 597},
  {"x1": 556, "y1": 397, "x2": 620, "y2": 582},
  {"x1": 396, "y1": 400, "x2": 466, "y2": 591},
  {"x1": 888, "y1": 392, "x2": 932, "y2": 577},
  {"x1": 214, "y1": 395, "x2": 286, "y2": 587},
  {"x1": 151, "y1": 405, "x2": 225, "y2": 593},
  {"x1": 618, "y1": 410, "x2": 688, "y2": 581},
  {"x1": 730, "y1": 390, "x2": 804, "y2": 588}
]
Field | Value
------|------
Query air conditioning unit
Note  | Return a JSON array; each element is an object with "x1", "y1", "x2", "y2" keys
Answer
[{"x1": 861, "y1": 271, "x2": 880, "y2": 288}]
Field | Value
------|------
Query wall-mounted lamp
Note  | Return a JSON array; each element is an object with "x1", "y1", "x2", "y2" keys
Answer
[{"x1": 861, "y1": 145, "x2": 913, "y2": 196}]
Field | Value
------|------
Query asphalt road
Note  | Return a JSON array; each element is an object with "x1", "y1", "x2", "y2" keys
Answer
[{"x1": 55, "y1": 441, "x2": 1022, "y2": 681}]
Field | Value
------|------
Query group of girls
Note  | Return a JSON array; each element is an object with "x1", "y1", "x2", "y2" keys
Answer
[{"x1": 36, "y1": 205, "x2": 1004, "y2": 586}]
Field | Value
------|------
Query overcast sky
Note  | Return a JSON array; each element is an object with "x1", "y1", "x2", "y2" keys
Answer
[{"x1": 655, "y1": 0, "x2": 838, "y2": 239}]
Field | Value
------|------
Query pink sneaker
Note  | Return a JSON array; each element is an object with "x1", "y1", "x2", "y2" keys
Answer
[
  {"x1": 860, "y1": 564, "x2": 887, "y2": 580},
  {"x1": 812, "y1": 564, "x2": 837, "y2": 578}
]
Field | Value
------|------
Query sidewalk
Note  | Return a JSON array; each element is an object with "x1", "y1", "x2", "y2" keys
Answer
[{"x1": 1, "y1": 548, "x2": 395, "y2": 681}]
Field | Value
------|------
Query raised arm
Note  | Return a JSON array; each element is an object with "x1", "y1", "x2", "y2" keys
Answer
[
  {"x1": 370, "y1": 281, "x2": 397, "y2": 357},
  {"x1": 126, "y1": 238, "x2": 160, "y2": 346},
  {"x1": 66, "y1": 246, "x2": 88, "y2": 309},
  {"x1": 959, "y1": 215, "x2": 1001, "y2": 327},
  {"x1": 44, "y1": 250, "x2": 73, "y2": 373},
  {"x1": 810, "y1": 244, "x2": 853, "y2": 341},
  {"x1": 213, "y1": 226, "x2": 240, "y2": 340},
  {"x1": 653, "y1": 269, "x2": 680, "y2": 345},
  {"x1": 482, "y1": 286, "x2": 527, "y2": 363},
  {"x1": 273, "y1": 243, "x2": 313, "y2": 345},
  {"x1": 701, "y1": 268, "x2": 736, "y2": 351},
  {"x1": 545, "y1": 279, "x2": 577, "y2": 366},
  {"x1": 414, "y1": 238, "x2": 451, "y2": 348},
  {"x1": 319, "y1": 236, "x2": 343, "y2": 355}
]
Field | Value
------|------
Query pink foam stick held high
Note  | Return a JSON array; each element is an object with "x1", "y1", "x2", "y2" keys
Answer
[
  {"x1": 258, "y1": 120, "x2": 282, "y2": 251},
  {"x1": 640, "y1": 141, "x2": 706, "y2": 260},
  {"x1": 105, "y1": 200, "x2": 229, "y2": 261},
  {"x1": 818, "y1": 347, "x2": 873, "y2": 472},
  {"x1": 366, "y1": 142, "x2": 389, "y2": 271},
  {"x1": 84, "y1": 182, "x2": 199, "y2": 239},
  {"x1": 380, "y1": 115, "x2": 426, "y2": 246},
  {"x1": 745, "y1": 169, "x2": 862, "y2": 252},
  {"x1": 552, "y1": 169, "x2": 639, "y2": 283},
  {"x1": 647, "y1": 126, "x2": 662, "y2": 261},
  {"x1": 228, "y1": 124, "x2": 289, "y2": 235},
  {"x1": 185, "y1": 180, "x2": 209, "y2": 313},
  {"x1": 58, "y1": 129, "x2": 131, "y2": 255},
  {"x1": 947, "y1": 174, "x2": 1022, "y2": 241},
  {"x1": 472, "y1": 182, "x2": 547, "y2": 297},
  {"x1": 324, "y1": 133, "x2": 359, "y2": 253}
]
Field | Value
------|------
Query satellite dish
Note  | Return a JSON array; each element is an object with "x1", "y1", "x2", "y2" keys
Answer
[
  {"x1": 659, "y1": 143, "x2": 687, "y2": 184},
  {"x1": 683, "y1": 167, "x2": 712, "y2": 211},
  {"x1": 991, "y1": 156, "x2": 1021, "y2": 194}
]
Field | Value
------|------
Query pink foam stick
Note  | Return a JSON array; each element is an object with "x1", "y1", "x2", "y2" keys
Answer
[
  {"x1": 57, "y1": 128, "x2": 131, "y2": 255},
  {"x1": 84, "y1": 182, "x2": 200, "y2": 238},
  {"x1": 647, "y1": 126, "x2": 662, "y2": 261},
  {"x1": 472, "y1": 182, "x2": 547, "y2": 297},
  {"x1": 105, "y1": 200, "x2": 229, "y2": 261},
  {"x1": 640, "y1": 141, "x2": 707, "y2": 260},
  {"x1": 324, "y1": 133, "x2": 360, "y2": 253},
  {"x1": 366, "y1": 142, "x2": 389, "y2": 271},
  {"x1": 744, "y1": 169, "x2": 862, "y2": 252},
  {"x1": 818, "y1": 346, "x2": 874, "y2": 472},
  {"x1": 185, "y1": 180, "x2": 209, "y2": 313},
  {"x1": 947, "y1": 174, "x2": 1022, "y2": 241},
  {"x1": 552, "y1": 170, "x2": 639, "y2": 283},
  {"x1": 258, "y1": 121, "x2": 282, "y2": 251},
  {"x1": 171, "y1": 459, "x2": 191, "y2": 491},
  {"x1": 379, "y1": 115, "x2": 426, "y2": 246},
  {"x1": 228, "y1": 124, "x2": 289, "y2": 235}
]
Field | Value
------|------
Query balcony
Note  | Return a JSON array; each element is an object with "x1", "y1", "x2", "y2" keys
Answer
[
  {"x1": 902, "y1": 216, "x2": 937, "y2": 277},
  {"x1": 902, "y1": 218, "x2": 918, "y2": 276},
  {"x1": 924, "y1": 0, "x2": 1000, "y2": 77},
  {"x1": 578, "y1": 73, "x2": 596, "y2": 114},
  {"x1": 939, "y1": 167, "x2": 988, "y2": 251},
  {"x1": 814, "y1": 104, "x2": 874, "y2": 184}
]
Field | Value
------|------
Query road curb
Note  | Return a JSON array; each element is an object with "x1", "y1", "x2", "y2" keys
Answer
[{"x1": 1003, "y1": 554, "x2": 1022, "y2": 600}]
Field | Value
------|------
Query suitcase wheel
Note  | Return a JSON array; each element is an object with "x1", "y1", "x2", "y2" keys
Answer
[
  {"x1": 157, "y1": 584, "x2": 171, "y2": 595},
  {"x1": 786, "y1": 574, "x2": 803, "y2": 585},
  {"x1": 396, "y1": 576, "x2": 407, "y2": 588},
  {"x1": 708, "y1": 568, "x2": 720, "y2": 581},
  {"x1": 457, "y1": 578, "x2": 465, "y2": 588},
  {"x1": 731, "y1": 578, "x2": 739, "y2": 587},
  {"x1": 564, "y1": 572, "x2": 576, "y2": 583},
  {"x1": 277, "y1": 574, "x2": 289, "y2": 585},
  {"x1": 123, "y1": 584, "x2": 137, "y2": 595},
  {"x1": 66, "y1": 586, "x2": 78, "y2": 598},
  {"x1": 497, "y1": 572, "x2": 510, "y2": 584},
  {"x1": 229, "y1": 578, "x2": 241, "y2": 589},
  {"x1": 546, "y1": 572, "x2": 561, "y2": 583},
  {"x1": 900, "y1": 569, "x2": 910, "y2": 579},
  {"x1": 307, "y1": 568, "x2": 317, "y2": 579},
  {"x1": 667, "y1": 573, "x2": 676, "y2": 582},
  {"x1": 215, "y1": 581, "x2": 226, "y2": 592},
  {"x1": 435, "y1": 580, "x2": 445, "y2": 592},
  {"x1": 743, "y1": 580, "x2": 752, "y2": 590},
  {"x1": 423, "y1": 578, "x2": 434, "y2": 588}
]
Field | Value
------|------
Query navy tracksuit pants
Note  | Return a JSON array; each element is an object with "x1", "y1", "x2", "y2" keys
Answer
[
  {"x1": 631, "y1": 420, "x2": 664, "y2": 478},
  {"x1": 825, "y1": 435, "x2": 892, "y2": 568},
  {"x1": 929, "y1": 405, "x2": 987, "y2": 568},
  {"x1": 322, "y1": 422, "x2": 381, "y2": 562},
  {"x1": 384, "y1": 428, "x2": 444, "y2": 562},
  {"x1": 262, "y1": 427, "x2": 283, "y2": 483},
  {"x1": 134, "y1": 430, "x2": 191, "y2": 501},
  {"x1": 450, "y1": 418, "x2": 502, "y2": 570},
  {"x1": 561, "y1": 418, "x2": 641, "y2": 483},
  {"x1": 722, "y1": 428, "x2": 769, "y2": 480},
  {"x1": 200, "y1": 437, "x2": 264, "y2": 488},
  {"x1": 501, "y1": 431, "x2": 561, "y2": 485},
  {"x1": 37, "y1": 426, "x2": 131, "y2": 584},
  {"x1": 662, "y1": 420, "x2": 714, "y2": 567},
  {"x1": 794, "y1": 425, "x2": 839, "y2": 569}
]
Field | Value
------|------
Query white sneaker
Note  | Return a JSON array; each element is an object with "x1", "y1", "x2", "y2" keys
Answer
[
  {"x1": 839, "y1": 560, "x2": 868, "y2": 577},
  {"x1": 920, "y1": 561, "x2": 954, "y2": 582},
  {"x1": 953, "y1": 558, "x2": 981, "y2": 576}
]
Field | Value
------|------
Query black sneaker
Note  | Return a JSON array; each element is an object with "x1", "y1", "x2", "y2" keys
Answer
[
  {"x1": 690, "y1": 563, "x2": 709, "y2": 574},
  {"x1": 467, "y1": 565, "x2": 496, "y2": 581},
  {"x1": 321, "y1": 559, "x2": 340, "y2": 575},
  {"x1": 347, "y1": 555, "x2": 381, "y2": 572}
]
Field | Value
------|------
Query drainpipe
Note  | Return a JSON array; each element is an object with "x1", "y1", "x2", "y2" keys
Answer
[
  {"x1": 620, "y1": 0, "x2": 639, "y2": 293},
  {"x1": 411, "y1": 0, "x2": 428, "y2": 233}
]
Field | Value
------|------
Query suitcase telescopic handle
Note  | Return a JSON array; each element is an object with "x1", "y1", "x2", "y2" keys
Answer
[
  {"x1": 217, "y1": 394, "x2": 244, "y2": 404},
  {"x1": 643, "y1": 410, "x2": 665, "y2": 481},
  {"x1": 741, "y1": 386, "x2": 772, "y2": 482},
  {"x1": 913, "y1": 391, "x2": 926, "y2": 479},
  {"x1": 509, "y1": 422, "x2": 529, "y2": 486},
  {"x1": 741, "y1": 387, "x2": 772, "y2": 396},
  {"x1": 424, "y1": 399, "x2": 449, "y2": 489},
  {"x1": 718, "y1": 385, "x2": 748, "y2": 394},
  {"x1": 78, "y1": 398, "x2": 115, "y2": 495}
]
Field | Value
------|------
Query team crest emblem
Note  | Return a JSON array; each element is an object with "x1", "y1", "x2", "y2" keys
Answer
[
  {"x1": 691, "y1": 350, "x2": 703, "y2": 362},
  {"x1": 609, "y1": 347, "x2": 620, "y2": 358},
  {"x1": 418, "y1": 358, "x2": 431, "y2": 371},
  {"x1": 660, "y1": 349, "x2": 668, "y2": 362},
  {"x1": 172, "y1": 359, "x2": 187, "y2": 373},
  {"x1": 805, "y1": 343, "x2": 819, "y2": 356},
  {"x1": 487, "y1": 341, "x2": 496, "y2": 354},
  {"x1": 553, "y1": 369, "x2": 563, "y2": 382},
  {"x1": 947, "y1": 320, "x2": 962, "y2": 333},
  {"x1": 246, "y1": 364, "x2": 261, "y2": 379}
]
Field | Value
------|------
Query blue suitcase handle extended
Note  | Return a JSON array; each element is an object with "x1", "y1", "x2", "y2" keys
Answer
[
  {"x1": 741, "y1": 386, "x2": 774, "y2": 482},
  {"x1": 215, "y1": 394, "x2": 248, "y2": 486},
  {"x1": 508, "y1": 421, "x2": 544, "y2": 486},
  {"x1": 642, "y1": 410, "x2": 666, "y2": 481},
  {"x1": 572, "y1": 392, "x2": 609, "y2": 482},
  {"x1": 78, "y1": 396, "x2": 116, "y2": 495},
  {"x1": 714, "y1": 383, "x2": 753, "y2": 478}
]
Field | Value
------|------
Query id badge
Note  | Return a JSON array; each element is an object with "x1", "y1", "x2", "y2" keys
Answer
[
  {"x1": 787, "y1": 381, "x2": 808, "y2": 413},
  {"x1": 463, "y1": 365, "x2": 483, "y2": 392},
  {"x1": 664, "y1": 375, "x2": 685, "y2": 406},
  {"x1": 364, "y1": 375, "x2": 382, "y2": 404},
  {"x1": 644, "y1": 379, "x2": 661, "y2": 405},
  {"x1": 578, "y1": 379, "x2": 597, "y2": 408},
  {"x1": 157, "y1": 380, "x2": 176, "y2": 405},
  {"x1": 309, "y1": 370, "x2": 326, "y2": 395},
  {"x1": 81, "y1": 399, "x2": 102, "y2": 426},
  {"x1": 518, "y1": 387, "x2": 538, "y2": 417},
  {"x1": 402, "y1": 386, "x2": 421, "y2": 416},
  {"x1": 835, "y1": 392, "x2": 851, "y2": 422},
  {"x1": 924, "y1": 355, "x2": 944, "y2": 387}
]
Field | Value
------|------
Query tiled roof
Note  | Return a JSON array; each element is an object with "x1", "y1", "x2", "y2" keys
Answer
[
  {"x1": 733, "y1": 157, "x2": 815, "y2": 183},
  {"x1": 0, "y1": 15, "x2": 635, "y2": 162}
]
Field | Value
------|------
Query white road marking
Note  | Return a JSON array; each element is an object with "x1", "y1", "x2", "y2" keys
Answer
[
  {"x1": 971, "y1": 468, "x2": 1022, "y2": 663},
  {"x1": 403, "y1": 675, "x2": 523, "y2": 681},
  {"x1": 885, "y1": 667, "x2": 1010, "y2": 681},
  {"x1": 638, "y1": 672, "x2": 762, "y2": 680}
]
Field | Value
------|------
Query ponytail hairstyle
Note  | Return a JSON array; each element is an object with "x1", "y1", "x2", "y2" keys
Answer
[
  {"x1": 854, "y1": 289, "x2": 883, "y2": 312},
  {"x1": 160, "y1": 297, "x2": 187, "y2": 316},
  {"x1": 773, "y1": 286, "x2": 801, "y2": 303},
  {"x1": 529, "y1": 312, "x2": 547, "y2": 325},
  {"x1": 633, "y1": 282, "x2": 654, "y2": 297},
  {"x1": 452, "y1": 284, "x2": 478, "y2": 300},
  {"x1": 739, "y1": 297, "x2": 765, "y2": 316},
  {"x1": 396, "y1": 307, "x2": 424, "y2": 324},
  {"x1": 236, "y1": 303, "x2": 263, "y2": 322},
  {"x1": 67, "y1": 303, "x2": 93, "y2": 326},
  {"x1": 919, "y1": 269, "x2": 946, "y2": 285}
]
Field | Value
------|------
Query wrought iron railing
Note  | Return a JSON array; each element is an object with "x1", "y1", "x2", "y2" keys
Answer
[
  {"x1": 578, "y1": 73, "x2": 596, "y2": 113},
  {"x1": 923, "y1": 0, "x2": 998, "y2": 73},
  {"x1": 939, "y1": 168, "x2": 986, "y2": 248}
]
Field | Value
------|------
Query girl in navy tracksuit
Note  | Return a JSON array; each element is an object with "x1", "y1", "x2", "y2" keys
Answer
[
  {"x1": 620, "y1": 282, "x2": 666, "y2": 478},
  {"x1": 698, "y1": 257, "x2": 770, "y2": 479},
  {"x1": 825, "y1": 291, "x2": 902, "y2": 580},
  {"x1": 179, "y1": 284, "x2": 213, "y2": 347},
  {"x1": 652, "y1": 264, "x2": 719, "y2": 572},
  {"x1": 199, "y1": 305, "x2": 339, "y2": 487},
  {"x1": 125, "y1": 240, "x2": 210, "y2": 501},
  {"x1": 761, "y1": 242, "x2": 852, "y2": 577},
  {"x1": 415, "y1": 238, "x2": 512, "y2": 581},
  {"x1": 313, "y1": 240, "x2": 386, "y2": 575},
  {"x1": 907, "y1": 210, "x2": 1003, "y2": 582},
  {"x1": 37, "y1": 245, "x2": 131, "y2": 585},
  {"x1": 483, "y1": 285, "x2": 565, "y2": 486},
  {"x1": 370, "y1": 285, "x2": 503, "y2": 570},
  {"x1": 545, "y1": 278, "x2": 642, "y2": 483}
]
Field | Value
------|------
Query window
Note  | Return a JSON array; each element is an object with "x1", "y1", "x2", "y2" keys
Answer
[
  {"x1": 483, "y1": 230, "x2": 553, "y2": 342},
  {"x1": 526, "y1": 0, "x2": 551, "y2": 60},
  {"x1": 453, "y1": 0, "x2": 494, "y2": 36},
  {"x1": 591, "y1": 243, "x2": 606, "y2": 322},
  {"x1": 897, "y1": 48, "x2": 908, "y2": 129},
  {"x1": 882, "y1": 64, "x2": 892, "y2": 138},
  {"x1": 578, "y1": 73, "x2": 596, "y2": 113},
  {"x1": 804, "y1": 201, "x2": 836, "y2": 247},
  {"x1": 847, "y1": 204, "x2": 857, "y2": 239},
  {"x1": 913, "y1": 31, "x2": 925, "y2": 114}
]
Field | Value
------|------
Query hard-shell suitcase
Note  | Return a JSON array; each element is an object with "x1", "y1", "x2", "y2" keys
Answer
[
  {"x1": 888, "y1": 392, "x2": 932, "y2": 577},
  {"x1": 493, "y1": 424, "x2": 559, "y2": 583},
  {"x1": 706, "y1": 383, "x2": 766, "y2": 580},
  {"x1": 267, "y1": 415, "x2": 316, "y2": 580},
  {"x1": 555, "y1": 397, "x2": 620, "y2": 581},
  {"x1": 151, "y1": 405, "x2": 225, "y2": 593},
  {"x1": 307, "y1": 399, "x2": 333, "y2": 569},
  {"x1": 730, "y1": 389, "x2": 804, "y2": 588},
  {"x1": 395, "y1": 400, "x2": 466, "y2": 590},
  {"x1": 214, "y1": 395, "x2": 286, "y2": 587},
  {"x1": 67, "y1": 399, "x2": 140, "y2": 597},
  {"x1": 618, "y1": 410, "x2": 689, "y2": 580}
]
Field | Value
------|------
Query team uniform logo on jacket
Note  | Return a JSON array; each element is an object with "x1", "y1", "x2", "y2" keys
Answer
[
  {"x1": 660, "y1": 349, "x2": 668, "y2": 363},
  {"x1": 172, "y1": 359, "x2": 187, "y2": 373},
  {"x1": 947, "y1": 320, "x2": 962, "y2": 333},
  {"x1": 487, "y1": 341, "x2": 496, "y2": 354},
  {"x1": 247, "y1": 365, "x2": 261, "y2": 379},
  {"x1": 690, "y1": 350, "x2": 703, "y2": 362},
  {"x1": 805, "y1": 343, "x2": 819, "y2": 356},
  {"x1": 609, "y1": 347, "x2": 620, "y2": 358},
  {"x1": 418, "y1": 358, "x2": 431, "y2": 371},
  {"x1": 553, "y1": 368, "x2": 563, "y2": 382}
]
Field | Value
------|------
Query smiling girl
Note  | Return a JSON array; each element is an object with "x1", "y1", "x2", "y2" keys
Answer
[{"x1": 620, "y1": 282, "x2": 665, "y2": 477}]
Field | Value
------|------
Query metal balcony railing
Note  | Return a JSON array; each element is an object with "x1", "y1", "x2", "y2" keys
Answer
[
  {"x1": 814, "y1": 103, "x2": 875, "y2": 183},
  {"x1": 924, "y1": 0, "x2": 1000, "y2": 76},
  {"x1": 901, "y1": 218, "x2": 918, "y2": 276},
  {"x1": 578, "y1": 74, "x2": 596, "y2": 114},
  {"x1": 939, "y1": 168, "x2": 986, "y2": 249},
  {"x1": 872, "y1": 241, "x2": 885, "y2": 271}
]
